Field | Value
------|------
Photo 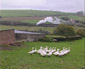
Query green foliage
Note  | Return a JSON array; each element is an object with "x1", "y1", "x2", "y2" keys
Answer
[
  {"x1": 46, "y1": 35, "x2": 65, "y2": 38},
  {"x1": 61, "y1": 16, "x2": 69, "y2": 20},
  {"x1": 39, "y1": 37, "x2": 53, "y2": 42},
  {"x1": 76, "y1": 29, "x2": 85, "y2": 37},
  {"x1": 54, "y1": 24, "x2": 75, "y2": 36},
  {"x1": 46, "y1": 35, "x2": 82, "y2": 42}
]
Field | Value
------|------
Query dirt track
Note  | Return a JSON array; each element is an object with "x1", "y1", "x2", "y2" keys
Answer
[
  {"x1": 0, "y1": 16, "x2": 46, "y2": 21},
  {"x1": 0, "y1": 47, "x2": 12, "y2": 50}
]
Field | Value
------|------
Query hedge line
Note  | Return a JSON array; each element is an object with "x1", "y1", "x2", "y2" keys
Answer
[{"x1": 39, "y1": 35, "x2": 82, "y2": 42}]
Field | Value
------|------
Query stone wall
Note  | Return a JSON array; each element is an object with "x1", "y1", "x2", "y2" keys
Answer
[
  {"x1": 0, "y1": 29, "x2": 15, "y2": 45},
  {"x1": 15, "y1": 33, "x2": 45, "y2": 41}
]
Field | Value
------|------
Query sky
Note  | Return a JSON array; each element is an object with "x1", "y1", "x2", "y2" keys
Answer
[{"x1": 0, "y1": 0, "x2": 84, "y2": 12}]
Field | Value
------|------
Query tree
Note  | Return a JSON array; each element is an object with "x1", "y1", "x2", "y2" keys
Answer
[
  {"x1": 77, "y1": 11, "x2": 83, "y2": 15},
  {"x1": 53, "y1": 24, "x2": 75, "y2": 36},
  {"x1": 61, "y1": 16, "x2": 69, "y2": 21},
  {"x1": 76, "y1": 29, "x2": 85, "y2": 37}
]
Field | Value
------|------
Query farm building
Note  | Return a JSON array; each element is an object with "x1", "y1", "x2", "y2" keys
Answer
[
  {"x1": 0, "y1": 29, "x2": 45, "y2": 45},
  {"x1": 0, "y1": 29, "x2": 15, "y2": 45},
  {"x1": 15, "y1": 30, "x2": 45, "y2": 41}
]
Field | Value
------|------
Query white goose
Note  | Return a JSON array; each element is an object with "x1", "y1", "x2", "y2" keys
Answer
[
  {"x1": 44, "y1": 46, "x2": 49, "y2": 53},
  {"x1": 58, "y1": 47, "x2": 71, "y2": 56},
  {"x1": 58, "y1": 47, "x2": 67, "y2": 56},
  {"x1": 64, "y1": 47, "x2": 70, "y2": 54},
  {"x1": 28, "y1": 47, "x2": 37, "y2": 54},
  {"x1": 47, "y1": 50, "x2": 52, "y2": 56},
  {"x1": 51, "y1": 47, "x2": 56, "y2": 53},
  {"x1": 59, "y1": 50, "x2": 65, "y2": 56},
  {"x1": 67, "y1": 47, "x2": 70, "y2": 53},
  {"x1": 28, "y1": 46, "x2": 71, "y2": 57},
  {"x1": 37, "y1": 46, "x2": 44, "y2": 54},
  {"x1": 53, "y1": 49, "x2": 60, "y2": 56},
  {"x1": 40, "y1": 48, "x2": 47, "y2": 56},
  {"x1": 47, "y1": 47, "x2": 52, "y2": 53}
]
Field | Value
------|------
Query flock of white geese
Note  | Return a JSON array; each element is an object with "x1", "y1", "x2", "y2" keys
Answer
[{"x1": 28, "y1": 46, "x2": 70, "y2": 57}]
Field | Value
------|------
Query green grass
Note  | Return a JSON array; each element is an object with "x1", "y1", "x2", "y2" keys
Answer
[
  {"x1": 0, "y1": 10, "x2": 64, "y2": 17},
  {"x1": 68, "y1": 15, "x2": 85, "y2": 21},
  {"x1": 0, "y1": 38, "x2": 85, "y2": 69},
  {"x1": 59, "y1": 15, "x2": 85, "y2": 21},
  {"x1": 21, "y1": 20, "x2": 53, "y2": 24},
  {"x1": 0, "y1": 10, "x2": 84, "y2": 22},
  {"x1": 21, "y1": 20, "x2": 39, "y2": 24},
  {"x1": 0, "y1": 25, "x2": 55, "y2": 34},
  {"x1": 0, "y1": 25, "x2": 84, "y2": 34}
]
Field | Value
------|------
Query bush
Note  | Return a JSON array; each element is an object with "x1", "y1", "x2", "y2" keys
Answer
[
  {"x1": 0, "y1": 16, "x2": 2, "y2": 18},
  {"x1": 76, "y1": 29, "x2": 85, "y2": 37},
  {"x1": 61, "y1": 17, "x2": 69, "y2": 20},
  {"x1": 39, "y1": 35, "x2": 82, "y2": 42},
  {"x1": 53, "y1": 24, "x2": 75, "y2": 36},
  {"x1": 54, "y1": 35, "x2": 82, "y2": 42},
  {"x1": 39, "y1": 37, "x2": 53, "y2": 42}
]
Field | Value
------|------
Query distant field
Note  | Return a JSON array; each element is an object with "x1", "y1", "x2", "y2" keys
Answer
[
  {"x1": 0, "y1": 17, "x2": 45, "y2": 21},
  {"x1": 0, "y1": 25, "x2": 55, "y2": 33},
  {"x1": 0, "y1": 25, "x2": 84, "y2": 34},
  {"x1": 0, "y1": 10, "x2": 84, "y2": 24},
  {"x1": 0, "y1": 17, "x2": 42, "y2": 24},
  {"x1": 21, "y1": 20, "x2": 39, "y2": 24},
  {"x1": 59, "y1": 15, "x2": 85, "y2": 21},
  {"x1": 0, "y1": 10, "x2": 64, "y2": 17},
  {"x1": 68, "y1": 15, "x2": 84, "y2": 21}
]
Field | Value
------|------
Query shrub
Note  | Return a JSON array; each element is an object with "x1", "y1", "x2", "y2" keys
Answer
[
  {"x1": 55, "y1": 35, "x2": 82, "y2": 42},
  {"x1": 76, "y1": 29, "x2": 85, "y2": 37},
  {"x1": 61, "y1": 17, "x2": 69, "y2": 20},
  {"x1": 53, "y1": 24, "x2": 75, "y2": 36},
  {"x1": 39, "y1": 37, "x2": 53, "y2": 42}
]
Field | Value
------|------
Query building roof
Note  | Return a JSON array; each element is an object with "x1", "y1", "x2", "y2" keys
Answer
[{"x1": 14, "y1": 30, "x2": 43, "y2": 34}]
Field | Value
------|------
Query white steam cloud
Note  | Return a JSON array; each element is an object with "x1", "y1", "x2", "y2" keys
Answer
[{"x1": 36, "y1": 16, "x2": 61, "y2": 25}]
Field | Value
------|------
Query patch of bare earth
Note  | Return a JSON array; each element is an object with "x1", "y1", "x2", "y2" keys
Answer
[
  {"x1": 0, "y1": 42, "x2": 23, "y2": 50},
  {"x1": 0, "y1": 17, "x2": 46, "y2": 21},
  {"x1": 0, "y1": 47, "x2": 12, "y2": 50}
]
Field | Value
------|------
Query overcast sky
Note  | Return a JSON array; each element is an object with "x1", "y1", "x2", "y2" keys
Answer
[{"x1": 0, "y1": 0, "x2": 84, "y2": 12}]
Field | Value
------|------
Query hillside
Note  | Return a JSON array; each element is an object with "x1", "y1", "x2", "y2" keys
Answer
[
  {"x1": 0, "y1": 10, "x2": 84, "y2": 28},
  {"x1": 0, "y1": 10, "x2": 65, "y2": 17},
  {"x1": 0, "y1": 10, "x2": 84, "y2": 21}
]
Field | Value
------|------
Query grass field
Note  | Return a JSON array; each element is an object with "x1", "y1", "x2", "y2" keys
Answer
[
  {"x1": 0, "y1": 10, "x2": 63, "y2": 17},
  {"x1": 0, "y1": 10, "x2": 84, "y2": 22},
  {"x1": 0, "y1": 25, "x2": 84, "y2": 34},
  {"x1": 0, "y1": 25, "x2": 55, "y2": 33},
  {"x1": 68, "y1": 15, "x2": 85, "y2": 21},
  {"x1": 0, "y1": 38, "x2": 85, "y2": 69},
  {"x1": 21, "y1": 20, "x2": 39, "y2": 24},
  {"x1": 58, "y1": 15, "x2": 85, "y2": 21}
]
